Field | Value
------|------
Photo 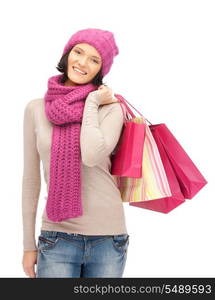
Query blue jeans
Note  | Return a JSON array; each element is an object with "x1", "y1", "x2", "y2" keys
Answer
[{"x1": 36, "y1": 230, "x2": 129, "y2": 278}]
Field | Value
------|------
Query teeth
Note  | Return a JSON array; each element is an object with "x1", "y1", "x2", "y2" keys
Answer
[{"x1": 73, "y1": 67, "x2": 86, "y2": 75}]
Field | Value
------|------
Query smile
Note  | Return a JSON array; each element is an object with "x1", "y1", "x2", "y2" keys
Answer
[{"x1": 72, "y1": 66, "x2": 87, "y2": 75}]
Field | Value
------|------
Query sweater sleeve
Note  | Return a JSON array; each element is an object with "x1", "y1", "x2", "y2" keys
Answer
[
  {"x1": 22, "y1": 101, "x2": 41, "y2": 251},
  {"x1": 80, "y1": 91, "x2": 124, "y2": 167}
]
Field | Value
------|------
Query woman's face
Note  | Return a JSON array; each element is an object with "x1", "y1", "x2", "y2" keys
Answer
[{"x1": 65, "y1": 43, "x2": 102, "y2": 86}]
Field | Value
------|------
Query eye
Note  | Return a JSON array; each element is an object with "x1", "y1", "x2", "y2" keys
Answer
[
  {"x1": 75, "y1": 50, "x2": 81, "y2": 54},
  {"x1": 92, "y1": 59, "x2": 99, "y2": 64}
]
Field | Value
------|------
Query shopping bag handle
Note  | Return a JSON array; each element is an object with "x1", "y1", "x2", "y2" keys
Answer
[{"x1": 114, "y1": 93, "x2": 153, "y2": 125}]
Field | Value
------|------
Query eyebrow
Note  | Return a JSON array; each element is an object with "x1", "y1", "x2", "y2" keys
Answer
[{"x1": 74, "y1": 46, "x2": 101, "y2": 60}]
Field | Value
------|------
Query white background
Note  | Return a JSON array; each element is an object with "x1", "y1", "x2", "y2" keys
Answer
[{"x1": 0, "y1": 0, "x2": 214, "y2": 278}]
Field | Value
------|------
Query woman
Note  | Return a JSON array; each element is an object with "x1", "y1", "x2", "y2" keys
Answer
[{"x1": 22, "y1": 28, "x2": 129, "y2": 278}]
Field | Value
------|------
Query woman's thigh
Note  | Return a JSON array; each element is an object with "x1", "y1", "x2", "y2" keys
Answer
[
  {"x1": 36, "y1": 231, "x2": 84, "y2": 278},
  {"x1": 82, "y1": 234, "x2": 130, "y2": 278}
]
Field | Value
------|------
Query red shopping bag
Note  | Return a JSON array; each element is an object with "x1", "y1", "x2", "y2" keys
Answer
[
  {"x1": 111, "y1": 94, "x2": 146, "y2": 178},
  {"x1": 149, "y1": 123, "x2": 208, "y2": 199}
]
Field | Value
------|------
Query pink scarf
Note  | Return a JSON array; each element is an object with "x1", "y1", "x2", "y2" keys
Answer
[{"x1": 44, "y1": 74, "x2": 98, "y2": 222}]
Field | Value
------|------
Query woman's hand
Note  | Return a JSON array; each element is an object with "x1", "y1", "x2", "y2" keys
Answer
[
  {"x1": 22, "y1": 250, "x2": 38, "y2": 278},
  {"x1": 97, "y1": 85, "x2": 118, "y2": 105}
]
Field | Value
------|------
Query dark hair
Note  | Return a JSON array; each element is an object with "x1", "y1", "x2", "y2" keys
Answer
[{"x1": 56, "y1": 47, "x2": 105, "y2": 87}]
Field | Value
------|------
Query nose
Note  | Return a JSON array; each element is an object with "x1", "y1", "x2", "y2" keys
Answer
[{"x1": 78, "y1": 56, "x2": 88, "y2": 67}]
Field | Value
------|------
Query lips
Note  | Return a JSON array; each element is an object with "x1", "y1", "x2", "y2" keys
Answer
[{"x1": 73, "y1": 66, "x2": 87, "y2": 75}]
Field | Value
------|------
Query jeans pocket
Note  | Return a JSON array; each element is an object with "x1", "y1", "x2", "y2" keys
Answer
[
  {"x1": 111, "y1": 234, "x2": 130, "y2": 253},
  {"x1": 37, "y1": 235, "x2": 60, "y2": 252}
]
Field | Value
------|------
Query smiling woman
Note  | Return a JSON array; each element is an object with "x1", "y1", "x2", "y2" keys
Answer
[
  {"x1": 22, "y1": 28, "x2": 129, "y2": 279},
  {"x1": 56, "y1": 43, "x2": 104, "y2": 87}
]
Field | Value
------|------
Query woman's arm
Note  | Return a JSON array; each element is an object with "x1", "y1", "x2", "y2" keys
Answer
[
  {"x1": 22, "y1": 100, "x2": 41, "y2": 252},
  {"x1": 80, "y1": 92, "x2": 124, "y2": 167}
]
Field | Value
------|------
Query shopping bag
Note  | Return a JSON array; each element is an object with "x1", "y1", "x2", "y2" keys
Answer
[
  {"x1": 112, "y1": 95, "x2": 207, "y2": 213},
  {"x1": 111, "y1": 94, "x2": 146, "y2": 178},
  {"x1": 129, "y1": 122, "x2": 185, "y2": 213},
  {"x1": 148, "y1": 123, "x2": 208, "y2": 199},
  {"x1": 111, "y1": 95, "x2": 172, "y2": 205},
  {"x1": 129, "y1": 122, "x2": 208, "y2": 213}
]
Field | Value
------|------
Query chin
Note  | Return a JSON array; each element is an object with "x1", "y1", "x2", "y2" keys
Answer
[{"x1": 70, "y1": 76, "x2": 87, "y2": 84}]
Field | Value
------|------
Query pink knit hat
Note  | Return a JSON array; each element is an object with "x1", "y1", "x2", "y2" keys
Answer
[{"x1": 62, "y1": 28, "x2": 119, "y2": 77}]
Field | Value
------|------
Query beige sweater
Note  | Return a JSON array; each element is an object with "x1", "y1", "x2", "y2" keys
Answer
[{"x1": 22, "y1": 91, "x2": 128, "y2": 251}]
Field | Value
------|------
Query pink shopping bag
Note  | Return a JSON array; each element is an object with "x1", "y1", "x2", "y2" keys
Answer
[
  {"x1": 149, "y1": 123, "x2": 208, "y2": 199},
  {"x1": 111, "y1": 94, "x2": 146, "y2": 178}
]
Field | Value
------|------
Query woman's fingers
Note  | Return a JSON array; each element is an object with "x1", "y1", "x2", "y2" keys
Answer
[
  {"x1": 24, "y1": 266, "x2": 36, "y2": 278},
  {"x1": 96, "y1": 85, "x2": 118, "y2": 104}
]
